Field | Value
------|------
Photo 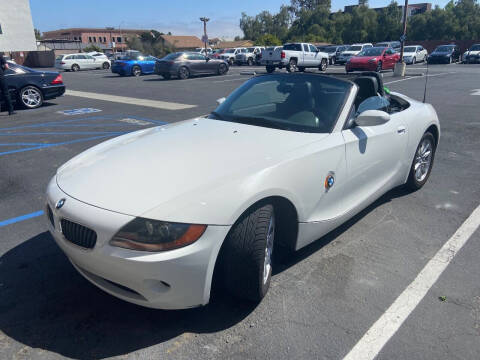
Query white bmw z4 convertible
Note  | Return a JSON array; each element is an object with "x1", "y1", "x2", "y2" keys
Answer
[{"x1": 46, "y1": 72, "x2": 440, "y2": 309}]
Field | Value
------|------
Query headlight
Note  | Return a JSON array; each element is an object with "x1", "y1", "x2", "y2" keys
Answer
[{"x1": 110, "y1": 218, "x2": 207, "y2": 252}]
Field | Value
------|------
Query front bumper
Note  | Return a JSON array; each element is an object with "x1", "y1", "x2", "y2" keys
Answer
[
  {"x1": 261, "y1": 59, "x2": 286, "y2": 67},
  {"x1": 46, "y1": 177, "x2": 230, "y2": 309}
]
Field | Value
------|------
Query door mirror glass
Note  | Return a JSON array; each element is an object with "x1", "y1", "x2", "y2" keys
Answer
[
  {"x1": 355, "y1": 110, "x2": 390, "y2": 127},
  {"x1": 216, "y1": 97, "x2": 226, "y2": 105}
]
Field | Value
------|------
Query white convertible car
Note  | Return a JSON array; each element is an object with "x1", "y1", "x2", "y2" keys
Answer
[{"x1": 46, "y1": 72, "x2": 440, "y2": 309}]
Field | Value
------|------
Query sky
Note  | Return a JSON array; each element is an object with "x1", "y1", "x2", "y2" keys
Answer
[{"x1": 30, "y1": 0, "x2": 452, "y2": 40}]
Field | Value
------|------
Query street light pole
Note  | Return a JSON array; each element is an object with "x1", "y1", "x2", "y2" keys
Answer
[
  {"x1": 200, "y1": 17, "x2": 209, "y2": 56},
  {"x1": 400, "y1": 0, "x2": 409, "y2": 63}
]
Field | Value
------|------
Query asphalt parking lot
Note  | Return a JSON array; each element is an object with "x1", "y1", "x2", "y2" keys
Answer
[{"x1": 0, "y1": 62, "x2": 479, "y2": 360}]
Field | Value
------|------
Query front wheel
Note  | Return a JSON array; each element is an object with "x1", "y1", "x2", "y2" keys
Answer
[
  {"x1": 406, "y1": 132, "x2": 436, "y2": 190},
  {"x1": 220, "y1": 203, "x2": 275, "y2": 301},
  {"x1": 132, "y1": 66, "x2": 142, "y2": 76},
  {"x1": 412, "y1": 57, "x2": 416, "y2": 65},
  {"x1": 319, "y1": 59, "x2": 327, "y2": 72},
  {"x1": 19, "y1": 86, "x2": 44, "y2": 109},
  {"x1": 71, "y1": 64, "x2": 80, "y2": 72},
  {"x1": 178, "y1": 66, "x2": 190, "y2": 79},
  {"x1": 102, "y1": 62, "x2": 110, "y2": 70},
  {"x1": 266, "y1": 65, "x2": 275, "y2": 73},
  {"x1": 247, "y1": 58, "x2": 253, "y2": 66},
  {"x1": 331, "y1": 56, "x2": 336, "y2": 65},
  {"x1": 217, "y1": 63, "x2": 228, "y2": 75}
]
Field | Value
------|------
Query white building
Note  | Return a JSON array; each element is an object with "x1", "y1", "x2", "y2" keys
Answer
[{"x1": 0, "y1": 0, "x2": 36, "y2": 52}]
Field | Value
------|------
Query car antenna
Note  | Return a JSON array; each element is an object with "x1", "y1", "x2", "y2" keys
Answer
[{"x1": 422, "y1": 56, "x2": 429, "y2": 103}]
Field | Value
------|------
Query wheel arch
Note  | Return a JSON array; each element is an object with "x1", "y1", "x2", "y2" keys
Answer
[{"x1": 426, "y1": 124, "x2": 439, "y2": 146}]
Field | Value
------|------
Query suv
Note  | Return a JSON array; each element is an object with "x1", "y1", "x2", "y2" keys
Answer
[
  {"x1": 235, "y1": 46, "x2": 265, "y2": 66},
  {"x1": 321, "y1": 45, "x2": 349, "y2": 65},
  {"x1": 261, "y1": 42, "x2": 329, "y2": 73},
  {"x1": 219, "y1": 48, "x2": 244, "y2": 65},
  {"x1": 336, "y1": 43, "x2": 373, "y2": 65},
  {"x1": 86, "y1": 52, "x2": 112, "y2": 69}
]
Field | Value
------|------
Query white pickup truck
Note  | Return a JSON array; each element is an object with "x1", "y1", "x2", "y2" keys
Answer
[{"x1": 261, "y1": 42, "x2": 328, "y2": 73}]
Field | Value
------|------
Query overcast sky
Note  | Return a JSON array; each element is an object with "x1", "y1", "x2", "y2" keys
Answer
[{"x1": 31, "y1": 0, "x2": 451, "y2": 39}]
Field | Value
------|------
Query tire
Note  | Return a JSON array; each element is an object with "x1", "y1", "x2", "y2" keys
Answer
[
  {"x1": 162, "y1": 73, "x2": 171, "y2": 80},
  {"x1": 178, "y1": 66, "x2": 190, "y2": 79},
  {"x1": 287, "y1": 59, "x2": 297, "y2": 73},
  {"x1": 220, "y1": 203, "x2": 275, "y2": 301},
  {"x1": 376, "y1": 61, "x2": 383, "y2": 72},
  {"x1": 102, "y1": 62, "x2": 110, "y2": 70},
  {"x1": 247, "y1": 58, "x2": 253, "y2": 66},
  {"x1": 266, "y1": 65, "x2": 275, "y2": 73},
  {"x1": 19, "y1": 85, "x2": 44, "y2": 109},
  {"x1": 319, "y1": 58, "x2": 327, "y2": 72},
  {"x1": 406, "y1": 132, "x2": 436, "y2": 191},
  {"x1": 217, "y1": 63, "x2": 227, "y2": 75},
  {"x1": 71, "y1": 64, "x2": 80, "y2": 72},
  {"x1": 132, "y1": 66, "x2": 142, "y2": 76},
  {"x1": 412, "y1": 57, "x2": 416, "y2": 65}
]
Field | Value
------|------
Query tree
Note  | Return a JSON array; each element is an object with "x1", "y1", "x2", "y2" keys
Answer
[
  {"x1": 34, "y1": 28, "x2": 42, "y2": 40},
  {"x1": 255, "y1": 34, "x2": 282, "y2": 45}
]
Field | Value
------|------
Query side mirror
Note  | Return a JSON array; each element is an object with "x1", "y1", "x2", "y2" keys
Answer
[
  {"x1": 355, "y1": 110, "x2": 390, "y2": 127},
  {"x1": 216, "y1": 97, "x2": 226, "y2": 105}
]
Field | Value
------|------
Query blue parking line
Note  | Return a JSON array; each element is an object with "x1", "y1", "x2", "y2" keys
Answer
[
  {"x1": 0, "y1": 143, "x2": 50, "y2": 146},
  {"x1": 0, "y1": 134, "x2": 120, "y2": 157},
  {"x1": 0, "y1": 115, "x2": 114, "y2": 131},
  {"x1": 0, "y1": 210, "x2": 44, "y2": 228}
]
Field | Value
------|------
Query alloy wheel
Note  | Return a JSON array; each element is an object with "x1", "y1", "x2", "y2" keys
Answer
[
  {"x1": 21, "y1": 87, "x2": 42, "y2": 108},
  {"x1": 263, "y1": 215, "x2": 275, "y2": 285},
  {"x1": 414, "y1": 138, "x2": 433, "y2": 182}
]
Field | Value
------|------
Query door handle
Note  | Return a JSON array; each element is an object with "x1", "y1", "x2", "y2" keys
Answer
[{"x1": 397, "y1": 126, "x2": 406, "y2": 134}]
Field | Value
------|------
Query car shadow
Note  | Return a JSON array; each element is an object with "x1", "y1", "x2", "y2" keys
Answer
[{"x1": 0, "y1": 187, "x2": 411, "y2": 359}]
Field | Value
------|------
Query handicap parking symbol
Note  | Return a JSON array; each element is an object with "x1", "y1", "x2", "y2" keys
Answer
[{"x1": 58, "y1": 108, "x2": 102, "y2": 116}]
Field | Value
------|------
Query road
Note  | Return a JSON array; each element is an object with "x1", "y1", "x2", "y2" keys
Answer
[{"x1": 0, "y1": 63, "x2": 479, "y2": 360}]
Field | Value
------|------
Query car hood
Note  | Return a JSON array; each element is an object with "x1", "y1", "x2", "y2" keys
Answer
[{"x1": 56, "y1": 117, "x2": 326, "y2": 219}]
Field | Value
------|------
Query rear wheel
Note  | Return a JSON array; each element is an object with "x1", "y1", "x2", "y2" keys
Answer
[
  {"x1": 178, "y1": 66, "x2": 190, "y2": 79},
  {"x1": 71, "y1": 64, "x2": 80, "y2": 72},
  {"x1": 412, "y1": 57, "x2": 416, "y2": 65},
  {"x1": 319, "y1": 59, "x2": 327, "y2": 72},
  {"x1": 287, "y1": 59, "x2": 297, "y2": 72},
  {"x1": 220, "y1": 203, "x2": 275, "y2": 301},
  {"x1": 102, "y1": 62, "x2": 110, "y2": 70},
  {"x1": 19, "y1": 86, "x2": 43, "y2": 109},
  {"x1": 406, "y1": 132, "x2": 436, "y2": 190},
  {"x1": 266, "y1": 65, "x2": 275, "y2": 73},
  {"x1": 132, "y1": 66, "x2": 142, "y2": 76}
]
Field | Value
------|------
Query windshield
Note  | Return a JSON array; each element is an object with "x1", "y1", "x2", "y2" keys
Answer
[
  {"x1": 210, "y1": 74, "x2": 351, "y2": 133},
  {"x1": 284, "y1": 44, "x2": 302, "y2": 51},
  {"x1": 162, "y1": 53, "x2": 182, "y2": 60},
  {"x1": 469, "y1": 45, "x2": 480, "y2": 51},
  {"x1": 435, "y1": 46, "x2": 454, "y2": 52},
  {"x1": 347, "y1": 46, "x2": 362, "y2": 51},
  {"x1": 358, "y1": 48, "x2": 384, "y2": 56},
  {"x1": 324, "y1": 46, "x2": 338, "y2": 53},
  {"x1": 404, "y1": 47, "x2": 417, "y2": 53}
]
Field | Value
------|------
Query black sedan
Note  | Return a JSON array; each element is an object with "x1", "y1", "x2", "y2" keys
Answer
[
  {"x1": 154, "y1": 52, "x2": 229, "y2": 80},
  {"x1": 1, "y1": 62, "x2": 65, "y2": 110},
  {"x1": 427, "y1": 44, "x2": 461, "y2": 64}
]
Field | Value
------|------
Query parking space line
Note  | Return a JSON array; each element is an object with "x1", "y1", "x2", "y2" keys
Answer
[
  {"x1": 384, "y1": 72, "x2": 451, "y2": 84},
  {"x1": 343, "y1": 203, "x2": 480, "y2": 360},
  {"x1": 0, "y1": 210, "x2": 44, "y2": 228},
  {"x1": 66, "y1": 90, "x2": 196, "y2": 110}
]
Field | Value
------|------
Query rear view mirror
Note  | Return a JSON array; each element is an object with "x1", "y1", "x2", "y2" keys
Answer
[
  {"x1": 355, "y1": 110, "x2": 390, "y2": 127},
  {"x1": 216, "y1": 97, "x2": 226, "y2": 105}
]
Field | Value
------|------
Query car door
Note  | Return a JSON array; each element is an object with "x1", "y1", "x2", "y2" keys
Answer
[
  {"x1": 144, "y1": 56, "x2": 156, "y2": 73},
  {"x1": 83, "y1": 55, "x2": 96, "y2": 69},
  {"x1": 309, "y1": 44, "x2": 322, "y2": 66},
  {"x1": 341, "y1": 98, "x2": 408, "y2": 211},
  {"x1": 302, "y1": 44, "x2": 312, "y2": 66}
]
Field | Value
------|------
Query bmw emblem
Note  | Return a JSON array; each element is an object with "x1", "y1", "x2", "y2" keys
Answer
[
  {"x1": 56, "y1": 198, "x2": 66, "y2": 209},
  {"x1": 325, "y1": 172, "x2": 335, "y2": 190}
]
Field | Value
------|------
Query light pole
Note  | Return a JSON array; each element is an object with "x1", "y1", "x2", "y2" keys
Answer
[
  {"x1": 400, "y1": 0, "x2": 409, "y2": 63},
  {"x1": 200, "y1": 17, "x2": 209, "y2": 56}
]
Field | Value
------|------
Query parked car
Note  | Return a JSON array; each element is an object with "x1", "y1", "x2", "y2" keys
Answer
[
  {"x1": 209, "y1": 49, "x2": 224, "y2": 59},
  {"x1": 46, "y1": 71, "x2": 440, "y2": 309},
  {"x1": 337, "y1": 43, "x2": 373, "y2": 65},
  {"x1": 427, "y1": 44, "x2": 461, "y2": 64},
  {"x1": 111, "y1": 53, "x2": 158, "y2": 76},
  {"x1": 1, "y1": 62, "x2": 65, "y2": 110},
  {"x1": 346, "y1": 47, "x2": 400, "y2": 73},
  {"x1": 321, "y1": 45, "x2": 349, "y2": 65},
  {"x1": 375, "y1": 41, "x2": 401, "y2": 52},
  {"x1": 235, "y1": 46, "x2": 265, "y2": 66},
  {"x1": 86, "y1": 52, "x2": 111, "y2": 69},
  {"x1": 462, "y1": 44, "x2": 480, "y2": 64},
  {"x1": 154, "y1": 52, "x2": 229, "y2": 80},
  {"x1": 219, "y1": 48, "x2": 244, "y2": 65},
  {"x1": 195, "y1": 47, "x2": 213, "y2": 56},
  {"x1": 55, "y1": 53, "x2": 107, "y2": 72},
  {"x1": 402, "y1": 45, "x2": 427, "y2": 64},
  {"x1": 261, "y1": 42, "x2": 329, "y2": 73}
]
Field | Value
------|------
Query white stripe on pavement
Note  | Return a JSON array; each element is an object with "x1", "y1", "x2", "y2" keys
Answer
[
  {"x1": 343, "y1": 203, "x2": 480, "y2": 360},
  {"x1": 66, "y1": 90, "x2": 196, "y2": 110}
]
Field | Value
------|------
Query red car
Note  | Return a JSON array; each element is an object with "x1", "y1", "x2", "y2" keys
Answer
[{"x1": 346, "y1": 47, "x2": 399, "y2": 73}]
